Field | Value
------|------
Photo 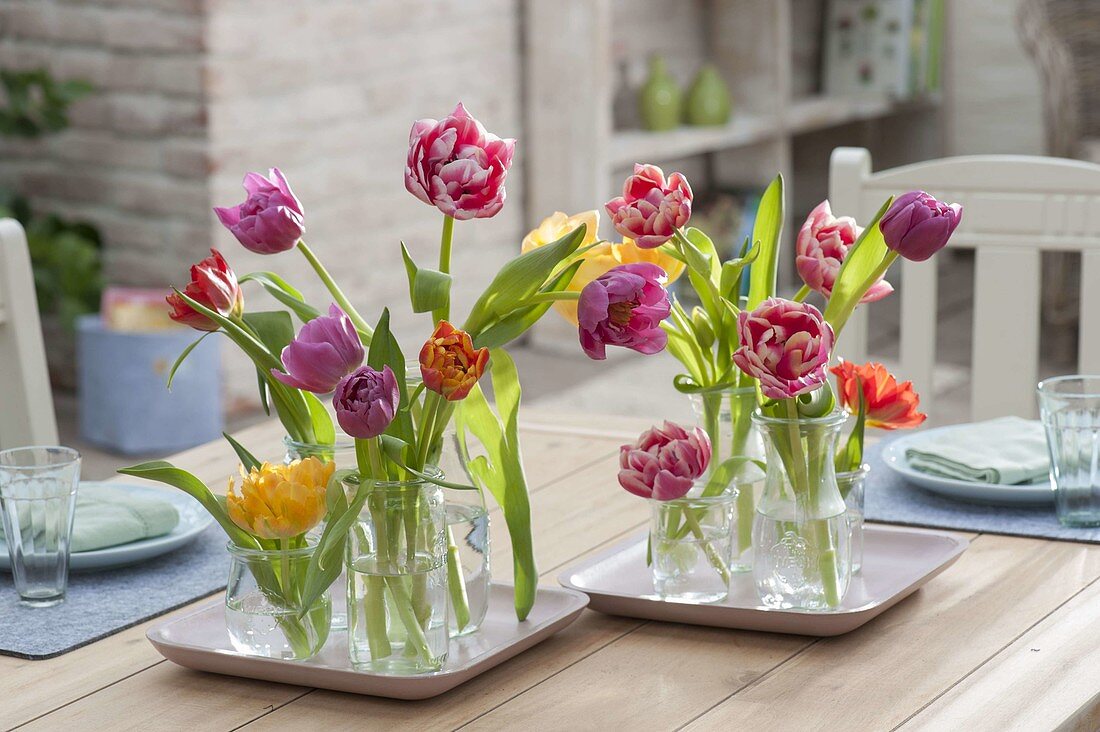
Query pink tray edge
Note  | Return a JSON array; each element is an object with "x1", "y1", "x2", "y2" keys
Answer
[
  {"x1": 146, "y1": 582, "x2": 589, "y2": 700},
  {"x1": 558, "y1": 524, "x2": 968, "y2": 636}
]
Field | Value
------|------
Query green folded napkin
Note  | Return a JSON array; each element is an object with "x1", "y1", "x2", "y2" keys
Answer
[
  {"x1": 905, "y1": 417, "x2": 1050, "y2": 485},
  {"x1": 1, "y1": 483, "x2": 180, "y2": 553}
]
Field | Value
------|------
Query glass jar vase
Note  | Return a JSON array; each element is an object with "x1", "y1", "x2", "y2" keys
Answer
[
  {"x1": 444, "y1": 486, "x2": 490, "y2": 636},
  {"x1": 224, "y1": 540, "x2": 332, "y2": 660},
  {"x1": 650, "y1": 486, "x2": 736, "y2": 603},
  {"x1": 838, "y1": 465, "x2": 869, "y2": 574},
  {"x1": 689, "y1": 387, "x2": 766, "y2": 572},
  {"x1": 752, "y1": 409, "x2": 852, "y2": 610},
  {"x1": 345, "y1": 472, "x2": 449, "y2": 674}
]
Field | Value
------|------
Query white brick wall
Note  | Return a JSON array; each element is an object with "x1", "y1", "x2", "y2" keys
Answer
[{"x1": 0, "y1": 0, "x2": 526, "y2": 411}]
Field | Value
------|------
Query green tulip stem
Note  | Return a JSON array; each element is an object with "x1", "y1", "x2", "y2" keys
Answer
[
  {"x1": 296, "y1": 240, "x2": 374, "y2": 343},
  {"x1": 792, "y1": 284, "x2": 812, "y2": 303},
  {"x1": 433, "y1": 214, "x2": 456, "y2": 324}
]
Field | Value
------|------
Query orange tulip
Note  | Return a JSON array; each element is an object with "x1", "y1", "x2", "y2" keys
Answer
[
  {"x1": 226, "y1": 458, "x2": 331, "y2": 540},
  {"x1": 419, "y1": 321, "x2": 490, "y2": 401},
  {"x1": 831, "y1": 361, "x2": 927, "y2": 430}
]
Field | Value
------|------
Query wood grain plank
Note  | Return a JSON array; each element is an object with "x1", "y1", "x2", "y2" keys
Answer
[
  {"x1": 902, "y1": 574, "x2": 1100, "y2": 731},
  {"x1": 681, "y1": 535, "x2": 1100, "y2": 731},
  {"x1": 2, "y1": 423, "x2": 620, "y2": 730}
]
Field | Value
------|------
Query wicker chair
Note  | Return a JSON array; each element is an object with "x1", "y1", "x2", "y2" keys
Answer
[
  {"x1": 1018, "y1": 0, "x2": 1100, "y2": 160},
  {"x1": 1017, "y1": 0, "x2": 1100, "y2": 336}
]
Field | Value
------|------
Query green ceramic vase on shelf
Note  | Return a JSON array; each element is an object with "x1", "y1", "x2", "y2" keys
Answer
[
  {"x1": 685, "y1": 64, "x2": 731, "y2": 126},
  {"x1": 638, "y1": 55, "x2": 681, "y2": 132}
]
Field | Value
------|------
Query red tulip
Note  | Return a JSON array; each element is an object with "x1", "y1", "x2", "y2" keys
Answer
[{"x1": 166, "y1": 249, "x2": 243, "y2": 331}]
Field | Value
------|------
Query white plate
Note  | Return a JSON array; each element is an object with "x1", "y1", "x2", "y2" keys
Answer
[
  {"x1": 881, "y1": 429, "x2": 1054, "y2": 505},
  {"x1": 1, "y1": 482, "x2": 213, "y2": 571}
]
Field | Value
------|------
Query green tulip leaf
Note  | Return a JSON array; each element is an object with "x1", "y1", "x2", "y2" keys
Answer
[
  {"x1": 823, "y1": 196, "x2": 894, "y2": 337},
  {"x1": 747, "y1": 174, "x2": 784, "y2": 309},
  {"x1": 400, "y1": 241, "x2": 452, "y2": 315}
]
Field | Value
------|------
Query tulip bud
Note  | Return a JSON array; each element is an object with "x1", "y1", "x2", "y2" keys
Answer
[
  {"x1": 880, "y1": 190, "x2": 963, "y2": 262},
  {"x1": 691, "y1": 306, "x2": 715, "y2": 349}
]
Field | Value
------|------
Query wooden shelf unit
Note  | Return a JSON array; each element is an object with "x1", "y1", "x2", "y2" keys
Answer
[{"x1": 525, "y1": 0, "x2": 943, "y2": 236}]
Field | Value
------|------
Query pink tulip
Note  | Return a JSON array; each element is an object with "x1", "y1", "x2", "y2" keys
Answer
[
  {"x1": 577, "y1": 263, "x2": 670, "y2": 360},
  {"x1": 796, "y1": 200, "x2": 892, "y2": 303},
  {"x1": 605, "y1": 164, "x2": 693, "y2": 249},
  {"x1": 404, "y1": 103, "x2": 516, "y2": 220},
  {"x1": 733, "y1": 298, "x2": 835, "y2": 400},
  {"x1": 271, "y1": 304, "x2": 365, "y2": 394},
  {"x1": 880, "y1": 190, "x2": 963, "y2": 262},
  {"x1": 214, "y1": 168, "x2": 305, "y2": 255},
  {"x1": 332, "y1": 365, "x2": 400, "y2": 440},
  {"x1": 618, "y1": 421, "x2": 712, "y2": 501}
]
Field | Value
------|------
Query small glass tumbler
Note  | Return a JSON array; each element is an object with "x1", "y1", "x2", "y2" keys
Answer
[
  {"x1": 0, "y1": 446, "x2": 80, "y2": 607},
  {"x1": 650, "y1": 489, "x2": 736, "y2": 603},
  {"x1": 838, "y1": 465, "x2": 870, "y2": 574},
  {"x1": 1038, "y1": 376, "x2": 1100, "y2": 527}
]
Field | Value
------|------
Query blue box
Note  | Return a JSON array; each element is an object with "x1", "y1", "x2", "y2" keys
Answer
[{"x1": 77, "y1": 315, "x2": 223, "y2": 455}]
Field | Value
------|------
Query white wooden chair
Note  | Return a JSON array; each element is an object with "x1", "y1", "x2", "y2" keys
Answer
[
  {"x1": 829, "y1": 147, "x2": 1100, "y2": 420},
  {"x1": 0, "y1": 218, "x2": 59, "y2": 447}
]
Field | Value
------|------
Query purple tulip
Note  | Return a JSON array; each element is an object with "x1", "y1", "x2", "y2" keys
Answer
[
  {"x1": 880, "y1": 190, "x2": 963, "y2": 262},
  {"x1": 271, "y1": 304, "x2": 364, "y2": 393},
  {"x1": 332, "y1": 365, "x2": 400, "y2": 440},
  {"x1": 577, "y1": 263, "x2": 670, "y2": 360},
  {"x1": 214, "y1": 167, "x2": 305, "y2": 254}
]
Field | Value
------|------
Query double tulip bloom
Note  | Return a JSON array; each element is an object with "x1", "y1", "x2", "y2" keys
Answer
[
  {"x1": 578, "y1": 263, "x2": 671, "y2": 360},
  {"x1": 214, "y1": 168, "x2": 305, "y2": 255},
  {"x1": 166, "y1": 249, "x2": 244, "y2": 331},
  {"x1": 226, "y1": 458, "x2": 332, "y2": 540},
  {"x1": 419, "y1": 321, "x2": 490, "y2": 402},
  {"x1": 881, "y1": 190, "x2": 963, "y2": 262},
  {"x1": 796, "y1": 200, "x2": 892, "y2": 303},
  {"x1": 521, "y1": 209, "x2": 685, "y2": 326},
  {"x1": 733, "y1": 298, "x2": 834, "y2": 400},
  {"x1": 618, "y1": 421, "x2": 712, "y2": 501},
  {"x1": 273, "y1": 304, "x2": 364, "y2": 394},
  {"x1": 332, "y1": 365, "x2": 400, "y2": 439},
  {"x1": 605, "y1": 164, "x2": 693, "y2": 249},
  {"x1": 832, "y1": 360, "x2": 927, "y2": 430},
  {"x1": 404, "y1": 103, "x2": 516, "y2": 220}
]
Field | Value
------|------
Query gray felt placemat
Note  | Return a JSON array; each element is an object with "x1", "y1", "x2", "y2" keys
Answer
[
  {"x1": 864, "y1": 438, "x2": 1100, "y2": 543},
  {"x1": 0, "y1": 523, "x2": 228, "y2": 659}
]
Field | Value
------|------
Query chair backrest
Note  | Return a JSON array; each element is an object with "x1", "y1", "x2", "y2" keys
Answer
[
  {"x1": 829, "y1": 147, "x2": 1100, "y2": 420},
  {"x1": 0, "y1": 218, "x2": 59, "y2": 448}
]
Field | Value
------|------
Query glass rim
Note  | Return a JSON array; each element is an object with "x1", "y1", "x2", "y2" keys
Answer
[
  {"x1": 282, "y1": 436, "x2": 355, "y2": 450},
  {"x1": 1036, "y1": 375, "x2": 1100, "y2": 399},
  {"x1": 225, "y1": 537, "x2": 319, "y2": 559},
  {"x1": 686, "y1": 385, "x2": 757, "y2": 398},
  {"x1": 836, "y1": 464, "x2": 871, "y2": 479},
  {"x1": 750, "y1": 408, "x2": 848, "y2": 428},
  {"x1": 650, "y1": 489, "x2": 738, "y2": 506},
  {"x1": 341, "y1": 464, "x2": 445, "y2": 489},
  {"x1": 0, "y1": 446, "x2": 81, "y2": 470}
]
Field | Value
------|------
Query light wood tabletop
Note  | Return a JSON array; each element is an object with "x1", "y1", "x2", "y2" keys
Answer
[{"x1": 5, "y1": 412, "x2": 1100, "y2": 731}]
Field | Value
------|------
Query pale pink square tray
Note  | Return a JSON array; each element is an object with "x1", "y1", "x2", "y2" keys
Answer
[
  {"x1": 146, "y1": 583, "x2": 588, "y2": 700},
  {"x1": 558, "y1": 524, "x2": 967, "y2": 636}
]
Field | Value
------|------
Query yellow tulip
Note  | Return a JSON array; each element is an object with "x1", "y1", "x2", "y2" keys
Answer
[
  {"x1": 522, "y1": 210, "x2": 686, "y2": 325},
  {"x1": 226, "y1": 458, "x2": 332, "y2": 540}
]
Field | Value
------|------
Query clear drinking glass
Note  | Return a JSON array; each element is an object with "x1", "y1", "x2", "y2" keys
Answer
[
  {"x1": 345, "y1": 471, "x2": 449, "y2": 674},
  {"x1": 0, "y1": 446, "x2": 81, "y2": 606},
  {"x1": 224, "y1": 540, "x2": 332, "y2": 660},
  {"x1": 650, "y1": 488, "x2": 736, "y2": 603},
  {"x1": 1038, "y1": 376, "x2": 1100, "y2": 527},
  {"x1": 838, "y1": 465, "x2": 870, "y2": 574},
  {"x1": 689, "y1": 387, "x2": 765, "y2": 573}
]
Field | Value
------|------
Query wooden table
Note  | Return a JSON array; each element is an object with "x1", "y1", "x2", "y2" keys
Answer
[{"x1": 6, "y1": 412, "x2": 1100, "y2": 731}]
